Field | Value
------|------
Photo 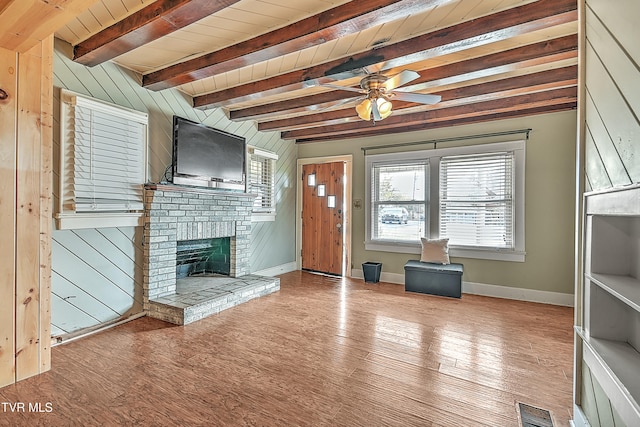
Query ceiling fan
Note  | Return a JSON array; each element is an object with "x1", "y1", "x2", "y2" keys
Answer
[{"x1": 322, "y1": 70, "x2": 441, "y2": 123}]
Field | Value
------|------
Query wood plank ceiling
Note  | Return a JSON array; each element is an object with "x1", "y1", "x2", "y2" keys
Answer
[{"x1": 55, "y1": 0, "x2": 578, "y2": 143}]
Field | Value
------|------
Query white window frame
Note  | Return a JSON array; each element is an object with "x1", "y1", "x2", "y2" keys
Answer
[
  {"x1": 365, "y1": 140, "x2": 525, "y2": 262},
  {"x1": 370, "y1": 161, "x2": 430, "y2": 246},
  {"x1": 55, "y1": 89, "x2": 148, "y2": 230},
  {"x1": 247, "y1": 146, "x2": 278, "y2": 222}
]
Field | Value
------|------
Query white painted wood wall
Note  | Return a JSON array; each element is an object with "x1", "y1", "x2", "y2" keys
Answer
[
  {"x1": 51, "y1": 38, "x2": 297, "y2": 336},
  {"x1": 583, "y1": 0, "x2": 640, "y2": 192}
]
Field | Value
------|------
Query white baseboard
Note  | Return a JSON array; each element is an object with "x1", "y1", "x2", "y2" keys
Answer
[
  {"x1": 351, "y1": 268, "x2": 574, "y2": 307},
  {"x1": 52, "y1": 312, "x2": 146, "y2": 347},
  {"x1": 254, "y1": 261, "x2": 297, "y2": 277},
  {"x1": 463, "y1": 281, "x2": 574, "y2": 306}
]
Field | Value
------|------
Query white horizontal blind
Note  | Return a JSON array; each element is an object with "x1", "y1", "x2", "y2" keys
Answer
[
  {"x1": 248, "y1": 147, "x2": 278, "y2": 214},
  {"x1": 440, "y1": 152, "x2": 514, "y2": 248},
  {"x1": 64, "y1": 94, "x2": 147, "y2": 213}
]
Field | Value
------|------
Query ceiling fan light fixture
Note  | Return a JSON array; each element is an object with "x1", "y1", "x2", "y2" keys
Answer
[
  {"x1": 356, "y1": 98, "x2": 372, "y2": 120},
  {"x1": 356, "y1": 97, "x2": 392, "y2": 121},
  {"x1": 376, "y1": 97, "x2": 392, "y2": 119}
]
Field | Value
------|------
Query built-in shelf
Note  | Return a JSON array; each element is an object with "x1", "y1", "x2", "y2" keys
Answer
[
  {"x1": 578, "y1": 185, "x2": 640, "y2": 427},
  {"x1": 577, "y1": 327, "x2": 640, "y2": 424},
  {"x1": 585, "y1": 184, "x2": 640, "y2": 216},
  {"x1": 587, "y1": 273, "x2": 640, "y2": 312}
]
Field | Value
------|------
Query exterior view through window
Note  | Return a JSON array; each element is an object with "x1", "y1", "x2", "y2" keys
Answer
[{"x1": 371, "y1": 162, "x2": 427, "y2": 242}]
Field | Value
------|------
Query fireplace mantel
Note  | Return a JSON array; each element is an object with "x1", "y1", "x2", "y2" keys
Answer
[{"x1": 145, "y1": 183, "x2": 257, "y2": 199}]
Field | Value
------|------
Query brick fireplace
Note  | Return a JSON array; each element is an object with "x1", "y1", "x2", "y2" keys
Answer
[{"x1": 142, "y1": 184, "x2": 258, "y2": 314}]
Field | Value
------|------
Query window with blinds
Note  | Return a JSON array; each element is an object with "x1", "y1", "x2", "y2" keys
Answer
[
  {"x1": 371, "y1": 162, "x2": 428, "y2": 242},
  {"x1": 56, "y1": 90, "x2": 148, "y2": 230},
  {"x1": 248, "y1": 146, "x2": 278, "y2": 220},
  {"x1": 364, "y1": 140, "x2": 525, "y2": 261},
  {"x1": 440, "y1": 152, "x2": 514, "y2": 248}
]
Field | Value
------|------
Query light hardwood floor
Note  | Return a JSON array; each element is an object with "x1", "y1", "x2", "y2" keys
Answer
[{"x1": 0, "y1": 271, "x2": 574, "y2": 426}]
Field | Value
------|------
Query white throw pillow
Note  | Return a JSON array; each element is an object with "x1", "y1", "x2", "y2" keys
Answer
[{"x1": 420, "y1": 238, "x2": 450, "y2": 265}]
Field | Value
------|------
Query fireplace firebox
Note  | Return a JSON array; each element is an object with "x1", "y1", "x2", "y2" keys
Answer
[{"x1": 176, "y1": 237, "x2": 231, "y2": 278}]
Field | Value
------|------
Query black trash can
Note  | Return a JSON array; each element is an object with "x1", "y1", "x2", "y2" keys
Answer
[{"x1": 362, "y1": 262, "x2": 382, "y2": 283}]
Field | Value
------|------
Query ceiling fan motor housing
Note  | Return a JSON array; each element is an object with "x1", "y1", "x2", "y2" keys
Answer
[
  {"x1": 360, "y1": 74, "x2": 388, "y2": 91},
  {"x1": 360, "y1": 74, "x2": 391, "y2": 102}
]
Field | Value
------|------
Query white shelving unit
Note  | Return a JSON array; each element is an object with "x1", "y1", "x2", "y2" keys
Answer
[{"x1": 580, "y1": 185, "x2": 640, "y2": 427}]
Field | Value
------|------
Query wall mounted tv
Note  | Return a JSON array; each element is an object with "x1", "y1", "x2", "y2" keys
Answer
[{"x1": 171, "y1": 116, "x2": 246, "y2": 191}]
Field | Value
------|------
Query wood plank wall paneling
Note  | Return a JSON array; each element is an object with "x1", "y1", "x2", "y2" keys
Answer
[
  {"x1": 580, "y1": 363, "x2": 626, "y2": 427},
  {"x1": 583, "y1": 0, "x2": 640, "y2": 192},
  {"x1": 578, "y1": 0, "x2": 639, "y2": 425},
  {"x1": 249, "y1": 131, "x2": 298, "y2": 272},
  {"x1": 40, "y1": 35, "x2": 53, "y2": 373},
  {"x1": 15, "y1": 38, "x2": 45, "y2": 381},
  {"x1": 50, "y1": 37, "x2": 297, "y2": 335},
  {"x1": 0, "y1": 36, "x2": 53, "y2": 387},
  {"x1": 0, "y1": 47, "x2": 17, "y2": 388}
]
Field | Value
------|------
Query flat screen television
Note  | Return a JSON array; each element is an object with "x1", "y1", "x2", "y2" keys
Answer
[{"x1": 171, "y1": 116, "x2": 246, "y2": 191}]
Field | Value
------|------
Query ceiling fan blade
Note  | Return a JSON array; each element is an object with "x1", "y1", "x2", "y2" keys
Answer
[
  {"x1": 391, "y1": 92, "x2": 441, "y2": 104},
  {"x1": 326, "y1": 96, "x2": 362, "y2": 109},
  {"x1": 325, "y1": 69, "x2": 368, "y2": 81},
  {"x1": 320, "y1": 83, "x2": 364, "y2": 93},
  {"x1": 382, "y1": 70, "x2": 420, "y2": 91},
  {"x1": 371, "y1": 99, "x2": 382, "y2": 121},
  {"x1": 363, "y1": 61, "x2": 386, "y2": 74},
  {"x1": 308, "y1": 96, "x2": 361, "y2": 114},
  {"x1": 323, "y1": 54, "x2": 385, "y2": 78}
]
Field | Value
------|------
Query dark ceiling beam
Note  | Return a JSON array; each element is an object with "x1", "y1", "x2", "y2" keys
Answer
[
  {"x1": 143, "y1": 0, "x2": 451, "y2": 91},
  {"x1": 230, "y1": 34, "x2": 578, "y2": 121},
  {"x1": 294, "y1": 102, "x2": 577, "y2": 143},
  {"x1": 193, "y1": 0, "x2": 577, "y2": 109},
  {"x1": 73, "y1": 0, "x2": 241, "y2": 66},
  {"x1": 259, "y1": 65, "x2": 578, "y2": 131},
  {"x1": 281, "y1": 86, "x2": 577, "y2": 140}
]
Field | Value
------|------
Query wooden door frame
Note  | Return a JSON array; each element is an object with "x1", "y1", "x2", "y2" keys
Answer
[{"x1": 296, "y1": 155, "x2": 352, "y2": 276}]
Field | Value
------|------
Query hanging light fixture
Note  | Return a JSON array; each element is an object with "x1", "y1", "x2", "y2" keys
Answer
[
  {"x1": 354, "y1": 74, "x2": 394, "y2": 122},
  {"x1": 376, "y1": 97, "x2": 392, "y2": 118},
  {"x1": 355, "y1": 96, "x2": 393, "y2": 122},
  {"x1": 355, "y1": 98, "x2": 372, "y2": 120},
  {"x1": 322, "y1": 70, "x2": 441, "y2": 123}
]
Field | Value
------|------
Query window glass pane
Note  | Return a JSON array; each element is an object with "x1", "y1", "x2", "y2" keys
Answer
[
  {"x1": 372, "y1": 203, "x2": 426, "y2": 241},
  {"x1": 307, "y1": 173, "x2": 316, "y2": 186},
  {"x1": 374, "y1": 163, "x2": 426, "y2": 202},
  {"x1": 440, "y1": 152, "x2": 514, "y2": 248},
  {"x1": 370, "y1": 161, "x2": 428, "y2": 242}
]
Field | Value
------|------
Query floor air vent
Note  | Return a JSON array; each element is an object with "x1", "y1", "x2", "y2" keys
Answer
[{"x1": 517, "y1": 402, "x2": 553, "y2": 427}]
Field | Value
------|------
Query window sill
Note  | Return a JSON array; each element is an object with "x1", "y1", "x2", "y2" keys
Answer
[
  {"x1": 449, "y1": 247, "x2": 525, "y2": 262},
  {"x1": 251, "y1": 213, "x2": 276, "y2": 222},
  {"x1": 365, "y1": 241, "x2": 421, "y2": 254},
  {"x1": 55, "y1": 212, "x2": 144, "y2": 230},
  {"x1": 365, "y1": 241, "x2": 526, "y2": 262}
]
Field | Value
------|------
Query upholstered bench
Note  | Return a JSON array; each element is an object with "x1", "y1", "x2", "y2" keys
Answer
[{"x1": 404, "y1": 260, "x2": 463, "y2": 298}]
